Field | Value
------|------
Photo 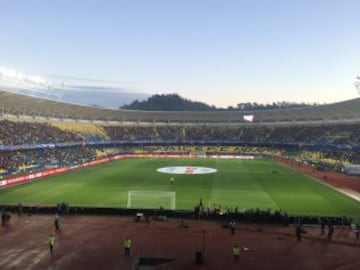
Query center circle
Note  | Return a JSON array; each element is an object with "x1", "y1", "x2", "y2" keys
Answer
[{"x1": 157, "y1": 166, "x2": 218, "y2": 175}]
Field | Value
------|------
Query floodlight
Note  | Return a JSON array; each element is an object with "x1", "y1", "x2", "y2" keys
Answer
[
  {"x1": 355, "y1": 75, "x2": 360, "y2": 95},
  {"x1": 0, "y1": 66, "x2": 63, "y2": 100},
  {"x1": 355, "y1": 81, "x2": 360, "y2": 94}
]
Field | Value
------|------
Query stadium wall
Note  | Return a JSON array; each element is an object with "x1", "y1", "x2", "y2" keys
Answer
[{"x1": 344, "y1": 164, "x2": 360, "y2": 176}]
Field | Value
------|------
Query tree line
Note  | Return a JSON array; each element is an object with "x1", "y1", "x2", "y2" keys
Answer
[{"x1": 120, "y1": 94, "x2": 320, "y2": 111}]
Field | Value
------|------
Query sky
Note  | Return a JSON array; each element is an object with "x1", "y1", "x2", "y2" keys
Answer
[{"x1": 0, "y1": 0, "x2": 359, "y2": 108}]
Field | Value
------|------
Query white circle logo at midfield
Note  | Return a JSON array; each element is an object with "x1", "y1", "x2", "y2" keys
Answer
[{"x1": 157, "y1": 166, "x2": 217, "y2": 175}]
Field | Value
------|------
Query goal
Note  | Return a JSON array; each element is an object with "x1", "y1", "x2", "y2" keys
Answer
[{"x1": 127, "y1": 190, "x2": 176, "y2": 210}]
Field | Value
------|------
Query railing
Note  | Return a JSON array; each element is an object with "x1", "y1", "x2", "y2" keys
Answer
[{"x1": 0, "y1": 204, "x2": 351, "y2": 226}]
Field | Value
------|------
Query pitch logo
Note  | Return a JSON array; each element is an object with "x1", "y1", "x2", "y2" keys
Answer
[
  {"x1": 157, "y1": 166, "x2": 217, "y2": 175},
  {"x1": 185, "y1": 167, "x2": 195, "y2": 174}
]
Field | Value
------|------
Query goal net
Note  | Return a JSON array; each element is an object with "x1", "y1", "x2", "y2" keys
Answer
[{"x1": 127, "y1": 190, "x2": 176, "y2": 210}]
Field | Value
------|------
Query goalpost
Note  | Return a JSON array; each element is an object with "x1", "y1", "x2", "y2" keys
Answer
[{"x1": 127, "y1": 190, "x2": 176, "y2": 210}]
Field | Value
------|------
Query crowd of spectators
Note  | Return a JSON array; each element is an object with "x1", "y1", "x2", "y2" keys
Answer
[
  {"x1": 103, "y1": 124, "x2": 360, "y2": 145},
  {"x1": 0, "y1": 147, "x2": 97, "y2": 173},
  {"x1": 1, "y1": 120, "x2": 360, "y2": 146},
  {"x1": 320, "y1": 149, "x2": 360, "y2": 165},
  {"x1": 1, "y1": 120, "x2": 360, "y2": 174},
  {"x1": 0, "y1": 120, "x2": 80, "y2": 145}
]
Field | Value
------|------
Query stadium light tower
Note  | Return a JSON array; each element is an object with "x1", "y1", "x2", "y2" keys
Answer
[
  {"x1": 0, "y1": 66, "x2": 64, "y2": 100},
  {"x1": 355, "y1": 75, "x2": 360, "y2": 95}
]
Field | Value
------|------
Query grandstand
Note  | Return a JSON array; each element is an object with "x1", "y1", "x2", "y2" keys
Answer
[
  {"x1": 1, "y1": 89, "x2": 360, "y2": 124},
  {"x1": 1, "y1": 87, "x2": 360, "y2": 179},
  {"x1": 0, "y1": 86, "x2": 360, "y2": 173},
  {"x1": 50, "y1": 121, "x2": 108, "y2": 141}
]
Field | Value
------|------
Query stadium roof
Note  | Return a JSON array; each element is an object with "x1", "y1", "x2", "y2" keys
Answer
[{"x1": 0, "y1": 89, "x2": 359, "y2": 124}]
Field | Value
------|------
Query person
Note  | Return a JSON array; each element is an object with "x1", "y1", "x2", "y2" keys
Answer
[
  {"x1": 230, "y1": 219, "x2": 236, "y2": 235},
  {"x1": 320, "y1": 218, "x2": 325, "y2": 235},
  {"x1": 17, "y1": 203, "x2": 23, "y2": 217},
  {"x1": 124, "y1": 236, "x2": 131, "y2": 257},
  {"x1": 170, "y1": 177, "x2": 175, "y2": 184},
  {"x1": 1, "y1": 211, "x2": 7, "y2": 227},
  {"x1": 48, "y1": 234, "x2": 55, "y2": 253},
  {"x1": 353, "y1": 223, "x2": 360, "y2": 240},
  {"x1": 328, "y1": 224, "x2": 334, "y2": 241},
  {"x1": 295, "y1": 224, "x2": 306, "y2": 242},
  {"x1": 54, "y1": 213, "x2": 61, "y2": 233},
  {"x1": 233, "y1": 244, "x2": 240, "y2": 261}
]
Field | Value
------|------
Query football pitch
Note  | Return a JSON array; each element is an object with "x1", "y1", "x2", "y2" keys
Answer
[{"x1": 1, "y1": 158, "x2": 360, "y2": 217}]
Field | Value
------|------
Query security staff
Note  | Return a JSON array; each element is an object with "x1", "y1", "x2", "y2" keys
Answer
[
  {"x1": 48, "y1": 234, "x2": 55, "y2": 253},
  {"x1": 124, "y1": 237, "x2": 131, "y2": 257},
  {"x1": 233, "y1": 244, "x2": 240, "y2": 261}
]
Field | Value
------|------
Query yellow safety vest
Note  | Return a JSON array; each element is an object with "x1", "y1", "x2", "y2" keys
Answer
[
  {"x1": 233, "y1": 246, "x2": 240, "y2": 255},
  {"x1": 49, "y1": 236, "x2": 55, "y2": 245},
  {"x1": 124, "y1": 239, "x2": 131, "y2": 248}
]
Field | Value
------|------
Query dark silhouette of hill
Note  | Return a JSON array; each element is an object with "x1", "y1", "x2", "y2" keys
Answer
[
  {"x1": 120, "y1": 94, "x2": 215, "y2": 111},
  {"x1": 120, "y1": 94, "x2": 318, "y2": 111}
]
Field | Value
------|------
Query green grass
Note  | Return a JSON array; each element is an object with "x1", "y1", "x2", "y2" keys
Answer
[{"x1": 0, "y1": 158, "x2": 360, "y2": 216}]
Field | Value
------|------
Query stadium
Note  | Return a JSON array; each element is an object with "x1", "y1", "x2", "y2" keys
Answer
[{"x1": 1, "y1": 81, "x2": 360, "y2": 269}]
